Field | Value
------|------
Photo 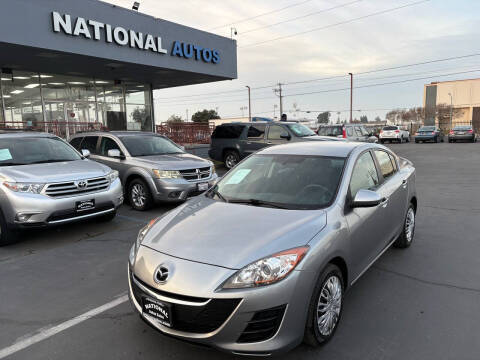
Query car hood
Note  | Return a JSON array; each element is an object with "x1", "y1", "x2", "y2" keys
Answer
[
  {"x1": 0, "y1": 160, "x2": 111, "y2": 183},
  {"x1": 132, "y1": 153, "x2": 211, "y2": 170},
  {"x1": 141, "y1": 197, "x2": 327, "y2": 270}
]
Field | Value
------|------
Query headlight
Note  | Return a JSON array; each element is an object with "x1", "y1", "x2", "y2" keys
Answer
[
  {"x1": 153, "y1": 169, "x2": 181, "y2": 179},
  {"x1": 106, "y1": 170, "x2": 119, "y2": 183},
  {"x1": 211, "y1": 164, "x2": 216, "y2": 175},
  {"x1": 222, "y1": 246, "x2": 309, "y2": 289},
  {"x1": 3, "y1": 182, "x2": 45, "y2": 194},
  {"x1": 129, "y1": 217, "x2": 160, "y2": 266}
]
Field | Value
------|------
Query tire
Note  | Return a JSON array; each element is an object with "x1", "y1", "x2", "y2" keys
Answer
[
  {"x1": 434, "y1": 136, "x2": 438, "y2": 143},
  {"x1": 128, "y1": 178, "x2": 153, "y2": 211},
  {"x1": 380, "y1": 140, "x2": 384, "y2": 144},
  {"x1": 406, "y1": 137, "x2": 410, "y2": 143},
  {"x1": 98, "y1": 211, "x2": 117, "y2": 222},
  {"x1": 223, "y1": 150, "x2": 240, "y2": 170},
  {"x1": 304, "y1": 264, "x2": 344, "y2": 347},
  {"x1": 394, "y1": 204, "x2": 416, "y2": 249},
  {"x1": 0, "y1": 210, "x2": 18, "y2": 246},
  {"x1": 415, "y1": 140, "x2": 419, "y2": 143}
]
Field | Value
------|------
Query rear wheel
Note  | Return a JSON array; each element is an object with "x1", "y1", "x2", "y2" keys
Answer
[
  {"x1": 434, "y1": 136, "x2": 438, "y2": 143},
  {"x1": 128, "y1": 179, "x2": 153, "y2": 211},
  {"x1": 223, "y1": 150, "x2": 240, "y2": 169},
  {"x1": 394, "y1": 204, "x2": 416, "y2": 248},
  {"x1": 0, "y1": 210, "x2": 18, "y2": 246},
  {"x1": 304, "y1": 264, "x2": 344, "y2": 347}
]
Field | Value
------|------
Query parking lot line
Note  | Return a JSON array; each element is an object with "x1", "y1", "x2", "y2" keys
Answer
[{"x1": 0, "y1": 294, "x2": 129, "y2": 360}]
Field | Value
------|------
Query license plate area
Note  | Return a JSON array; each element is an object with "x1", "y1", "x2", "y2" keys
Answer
[
  {"x1": 75, "y1": 199, "x2": 95, "y2": 212},
  {"x1": 142, "y1": 297, "x2": 173, "y2": 328},
  {"x1": 197, "y1": 182, "x2": 209, "y2": 192}
]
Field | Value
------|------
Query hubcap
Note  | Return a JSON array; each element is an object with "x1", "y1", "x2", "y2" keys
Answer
[
  {"x1": 131, "y1": 184, "x2": 146, "y2": 208},
  {"x1": 225, "y1": 154, "x2": 237, "y2": 168},
  {"x1": 405, "y1": 207, "x2": 415, "y2": 242},
  {"x1": 317, "y1": 275, "x2": 342, "y2": 336}
]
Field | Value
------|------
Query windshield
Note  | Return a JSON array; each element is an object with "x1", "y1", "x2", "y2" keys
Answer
[
  {"x1": 210, "y1": 154, "x2": 345, "y2": 209},
  {"x1": 419, "y1": 126, "x2": 435, "y2": 131},
  {"x1": 286, "y1": 123, "x2": 315, "y2": 137},
  {"x1": 120, "y1": 135, "x2": 184, "y2": 157},
  {"x1": 0, "y1": 137, "x2": 82, "y2": 166},
  {"x1": 317, "y1": 126, "x2": 342, "y2": 136}
]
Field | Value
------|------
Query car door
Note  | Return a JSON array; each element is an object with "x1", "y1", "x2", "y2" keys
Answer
[
  {"x1": 96, "y1": 136, "x2": 129, "y2": 179},
  {"x1": 243, "y1": 124, "x2": 266, "y2": 156},
  {"x1": 345, "y1": 151, "x2": 389, "y2": 278},
  {"x1": 373, "y1": 150, "x2": 407, "y2": 244},
  {"x1": 266, "y1": 124, "x2": 290, "y2": 146}
]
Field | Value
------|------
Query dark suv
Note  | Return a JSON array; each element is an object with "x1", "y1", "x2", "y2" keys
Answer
[{"x1": 209, "y1": 122, "x2": 341, "y2": 169}]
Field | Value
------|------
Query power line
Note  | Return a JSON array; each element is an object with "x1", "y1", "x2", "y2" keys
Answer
[
  {"x1": 240, "y1": 0, "x2": 431, "y2": 48},
  {"x1": 241, "y1": 0, "x2": 363, "y2": 35},
  {"x1": 207, "y1": 0, "x2": 315, "y2": 31}
]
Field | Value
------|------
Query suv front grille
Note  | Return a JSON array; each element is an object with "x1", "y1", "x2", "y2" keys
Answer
[
  {"x1": 237, "y1": 305, "x2": 286, "y2": 343},
  {"x1": 44, "y1": 177, "x2": 110, "y2": 197},
  {"x1": 179, "y1": 167, "x2": 211, "y2": 182}
]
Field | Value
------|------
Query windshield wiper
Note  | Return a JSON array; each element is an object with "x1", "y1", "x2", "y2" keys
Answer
[
  {"x1": 28, "y1": 159, "x2": 74, "y2": 164},
  {"x1": 0, "y1": 162, "x2": 27, "y2": 166},
  {"x1": 228, "y1": 198, "x2": 290, "y2": 209},
  {"x1": 209, "y1": 188, "x2": 228, "y2": 202}
]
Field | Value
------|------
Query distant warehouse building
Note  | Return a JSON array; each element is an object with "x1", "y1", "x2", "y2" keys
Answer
[{"x1": 424, "y1": 78, "x2": 480, "y2": 131}]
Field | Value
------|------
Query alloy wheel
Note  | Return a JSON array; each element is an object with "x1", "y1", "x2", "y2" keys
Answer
[
  {"x1": 405, "y1": 207, "x2": 415, "y2": 243},
  {"x1": 131, "y1": 183, "x2": 146, "y2": 208},
  {"x1": 317, "y1": 275, "x2": 342, "y2": 336},
  {"x1": 225, "y1": 154, "x2": 237, "y2": 169}
]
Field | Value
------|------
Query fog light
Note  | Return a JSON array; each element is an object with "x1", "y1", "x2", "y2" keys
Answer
[
  {"x1": 15, "y1": 213, "x2": 33, "y2": 222},
  {"x1": 168, "y1": 191, "x2": 181, "y2": 199}
]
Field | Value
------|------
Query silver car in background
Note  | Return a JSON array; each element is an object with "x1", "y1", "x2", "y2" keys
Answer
[
  {"x1": 0, "y1": 132, "x2": 123, "y2": 245},
  {"x1": 128, "y1": 141, "x2": 417, "y2": 355},
  {"x1": 70, "y1": 132, "x2": 217, "y2": 211}
]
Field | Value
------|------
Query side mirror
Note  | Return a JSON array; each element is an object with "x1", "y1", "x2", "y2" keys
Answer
[
  {"x1": 108, "y1": 149, "x2": 123, "y2": 159},
  {"x1": 351, "y1": 189, "x2": 383, "y2": 208},
  {"x1": 81, "y1": 149, "x2": 91, "y2": 158},
  {"x1": 280, "y1": 132, "x2": 291, "y2": 140}
]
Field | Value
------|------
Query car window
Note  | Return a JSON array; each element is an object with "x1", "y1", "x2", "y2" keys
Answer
[
  {"x1": 350, "y1": 152, "x2": 379, "y2": 198},
  {"x1": 247, "y1": 124, "x2": 266, "y2": 139},
  {"x1": 80, "y1": 136, "x2": 99, "y2": 154},
  {"x1": 374, "y1": 150, "x2": 395, "y2": 180},
  {"x1": 119, "y1": 135, "x2": 184, "y2": 156},
  {"x1": 389, "y1": 153, "x2": 398, "y2": 172},
  {"x1": 383, "y1": 126, "x2": 398, "y2": 131},
  {"x1": 100, "y1": 137, "x2": 121, "y2": 156},
  {"x1": 346, "y1": 127, "x2": 353, "y2": 137},
  {"x1": 354, "y1": 126, "x2": 363, "y2": 136},
  {"x1": 360, "y1": 126, "x2": 370, "y2": 136},
  {"x1": 69, "y1": 137, "x2": 83, "y2": 150},
  {"x1": 287, "y1": 123, "x2": 315, "y2": 137},
  {"x1": 211, "y1": 125, "x2": 245, "y2": 139},
  {"x1": 268, "y1": 125, "x2": 287, "y2": 140},
  {"x1": 318, "y1": 126, "x2": 342, "y2": 136}
]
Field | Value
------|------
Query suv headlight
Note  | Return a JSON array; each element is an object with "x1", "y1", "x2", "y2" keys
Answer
[
  {"x1": 106, "y1": 170, "x2": 119, "y2": 183},
  {"x1": 3, "y1": 182, "x2": 45, "y2": 194},
  {"x1": 153, "y1": 170, "x2": 181, "y2": 179},
  {"x1": 222, "y1": 246, "x2": 309, "y2": 289},
  {"x1": 211, "y1": 164, "x2": 216, "y2": 175},
  {"x1": 129, "y1": 217, "x2": 160, "y2": 266}
]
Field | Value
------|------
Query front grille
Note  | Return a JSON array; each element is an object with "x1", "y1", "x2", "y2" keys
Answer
[
  {"x1": 44, "y1": 177, "x2": 110, "y2": 197},
  {"x1": 179, "y1": 167, "x2": 211, "y2": 182},
  {"x1": 237, "y1": 305, "x2": 286, "y2": 343},
  {"x1": 131, "y1": 275, "x2": 241, "y2": 334}
]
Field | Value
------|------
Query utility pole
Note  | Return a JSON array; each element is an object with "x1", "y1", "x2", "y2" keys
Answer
[
  {"x1": 186, "y1": 109, "x2": 189, "y2": 122},
  {"x1": 274, "y1": 83, "x2": 283, "y2": 119},
  {"x1": 448, "y1": 92, "x2": 453, "y2": 130},
  {"x1": 348, "y1": 73, "x2": 353, "y2": 123},
  {"x1": 246, "y1": 86, "x2": 252, "y2": 122}
]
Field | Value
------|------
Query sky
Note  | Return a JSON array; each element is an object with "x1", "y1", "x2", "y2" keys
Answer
[{"x1": 103, "y1": 0, "x2": 480, "y2": 123}]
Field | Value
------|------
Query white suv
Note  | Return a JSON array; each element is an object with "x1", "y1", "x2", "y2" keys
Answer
[{"x1": 379, "y1": 126, "x2": 410, "y2": 143}]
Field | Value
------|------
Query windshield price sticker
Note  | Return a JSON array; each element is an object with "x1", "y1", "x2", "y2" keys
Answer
[
  {"x1": 225, "y1": 169, "x2": 251, "y2": 185},
  {"x1": 0, "y1": 149, "x2": 13, "y2": 161}
]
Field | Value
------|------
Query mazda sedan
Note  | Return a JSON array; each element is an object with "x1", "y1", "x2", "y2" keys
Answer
[{"x1": 128, "y1": 141, "x2": 417, "y2": 355}]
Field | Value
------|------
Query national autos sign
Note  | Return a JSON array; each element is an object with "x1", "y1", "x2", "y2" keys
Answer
[{"x1": 51, "y1": 11, "x2": 220, "y2": 64}]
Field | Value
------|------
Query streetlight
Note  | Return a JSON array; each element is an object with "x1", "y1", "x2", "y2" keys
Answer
[
  {"x1": 246, "y1": 86, "x2": 252, "y2": 122},
  {"x1": 348, "y1": 73, "x2": 353, "y2": 123},
  {"x1": 230, "y1": 27, "x2": 238, "y2": 39},
  {"x1": 448, "y1": 92, "x2": 453, "y2": 130}
]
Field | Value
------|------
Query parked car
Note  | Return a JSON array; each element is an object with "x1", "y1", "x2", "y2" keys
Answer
[
  {"x1": 317, "y1": 124, "x2": 378, "y2": 143},
  {"x1": 70, "y1": 132, "x2": 217, "y2": 211},
  {"x1": 0, "y1": 132, "x2": 123, "y2": 245},
  {"x1": 379, "y1": 125, "x2": 410, "y2": 143},
  {"x1": 448, "y1": 125, "x2": 476, "y2": 143},
  {"x1": 414, "y1": 126, "x2": 444, "y2": 143},
  {"x1": 209, "y1": 122, "x2": 344, "y2": 169},
  {"x1": 128, "y1": 141, "x2": 417, "y2": 355}
]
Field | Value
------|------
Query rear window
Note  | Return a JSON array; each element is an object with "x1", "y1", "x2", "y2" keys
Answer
[
  {"x1": 212, "y1": 125, "x2": 245, "y2": 139},
  {"x1": 419, "y1": 126, "x2": 435, "y2": 131},
  {"x1": 453, "y1": 126, "x2": 472, "y2": 130},
  {"x1": 318, "y1": 126, "x2": 342, "y2": 136},
  {"x1": 383, "y1": 126, "x2": 398, "y2": 131}
]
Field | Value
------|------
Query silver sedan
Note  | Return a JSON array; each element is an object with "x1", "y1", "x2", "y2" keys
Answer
[{"x1": 128, "y1": 141, "x2": 417, "y2": 355}]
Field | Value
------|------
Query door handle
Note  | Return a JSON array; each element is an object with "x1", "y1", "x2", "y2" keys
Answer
[{"x1": 402, "y1": 179, "x2": 408, "y2": 188}]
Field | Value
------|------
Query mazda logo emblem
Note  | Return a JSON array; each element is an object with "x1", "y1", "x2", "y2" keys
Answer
[
  {"x1": 76, "y1": 181, "x2": 87, "y2": 189},
  {"x1": 154, "y1": 265, "x2": 169, "y2": 284}
]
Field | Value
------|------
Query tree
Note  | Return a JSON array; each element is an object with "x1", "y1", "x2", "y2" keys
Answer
[
  {"x1": 374, "y1": 116, "x2": 382, "y2": 122},
  {"x1": 167, "y1": 114, "x2": 183, "y2": 124},
  {"x1": 436, "y1": 103, "x2": 464, "y2": 130},
  {"x1": 191, "y1": 109, "x2": 220, "y2": 123},
  {"x1": 317, "y1": 111, "x2": 330, "y2": 124},
  {"x1": 131, "y1": 107, "x2": 148, "y2": 123},
  {"x1": 360, "y1": 115, "x2": 368, "y2": 123}
]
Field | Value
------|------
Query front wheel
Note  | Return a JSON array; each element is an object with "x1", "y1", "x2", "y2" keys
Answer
[
  {"x1": 223, "y1": 150, "x2": 240, "y2": 169},
  {"x1": 394, "y1": 204, "x2": 416, "y2": 248},
  {"x1": 304, "y1": 264, "x2": 344, "y2": 346},
  {"x1": 128, "y1": 179, "x2": 153, "y2": 211},
  {"x1": 0, "y1": 210, "x2": 18, "y2": 246}
]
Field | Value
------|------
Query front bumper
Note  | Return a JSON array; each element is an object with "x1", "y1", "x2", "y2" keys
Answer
[
  {"x1": 150, "y1": 174, "x2": 218, "y2": 203},
  {"x1": 2, "y1": 179, "x2": 123, "y2": 229},
  {"x1": 128, "y1": 248, "x2": 316, "y2": 355}
]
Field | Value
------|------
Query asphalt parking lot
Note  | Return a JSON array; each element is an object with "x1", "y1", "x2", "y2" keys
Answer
[{"x1": 1, "y1": 141, "x2": 480, "y2": 360}]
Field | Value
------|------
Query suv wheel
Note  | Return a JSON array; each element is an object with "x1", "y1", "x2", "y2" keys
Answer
[
  {"x1": 224, "y1": 150, "x2": 240, "y2": 169},
  {"x1": 304, "y1": 264, "x2": 344, "y2": 346},
  {"x1": 128, "y1": 179, "x2": 153, "y2": 211},
  {"x1": 0, "y1": 210, "x2": 18, "y2": 246}
]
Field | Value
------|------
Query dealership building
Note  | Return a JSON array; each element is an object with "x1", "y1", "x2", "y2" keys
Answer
[{"x1": 0, "y1": 0, "x2": 237, "y2": 136}]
